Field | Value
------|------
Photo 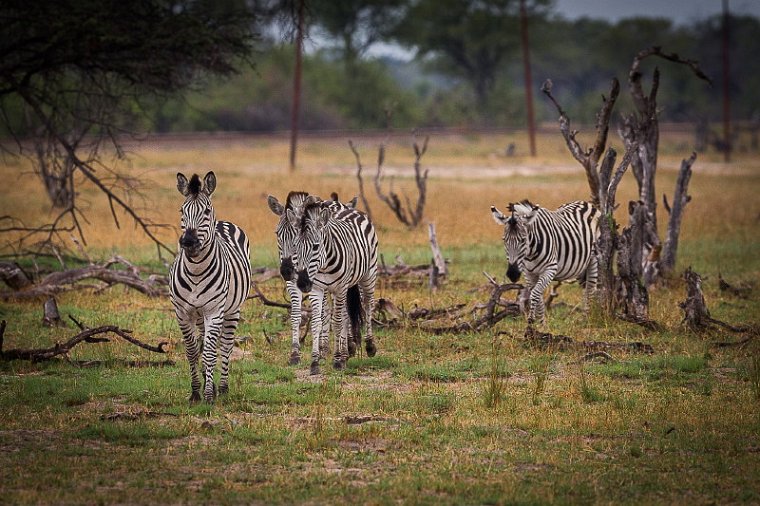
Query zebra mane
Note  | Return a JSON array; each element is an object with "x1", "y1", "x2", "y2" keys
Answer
[
  {"x1": 187, "y1": 174, "x2": 202, "y2": 196},
  {"x1": 285, "y1": 191, "x2": 310, "y2": 210},
  {"x1": 509, "y1": 199, "x2": 538, "y2": 217}
]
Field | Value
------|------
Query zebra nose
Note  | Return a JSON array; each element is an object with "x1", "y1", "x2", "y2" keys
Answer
[
  {"x1": 179, "y1": 230, "x2": 200, "y2": 250},
  {"x1": 280, "y1": 258, "x2": 295, "y2": 281},
  {"x1": 507, "y1": 263, "x2": 521, "y2": 283},
  {"x1": 296, "y1": 269, "x2": 312, "y2": 293}
]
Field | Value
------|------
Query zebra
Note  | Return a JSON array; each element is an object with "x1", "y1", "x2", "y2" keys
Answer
[
  {"x1": 267, "y1": 191, "x2": 361, "y2": 366},
  {"x1": 286, "y1": 199, "x2": 378, "y2": 374},
  {"x1": 490, "y1": 199, "x2": 600, "y2": 325},
  {"x1": 170, "y1": 171, "x2": 251, "y2": 403}
]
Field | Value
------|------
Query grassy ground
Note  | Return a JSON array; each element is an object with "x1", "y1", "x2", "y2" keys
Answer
[{"x1": 1, "y1": 131, "x2": 759, "y2": 504}]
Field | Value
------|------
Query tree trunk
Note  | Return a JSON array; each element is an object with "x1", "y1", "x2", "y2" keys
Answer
[
  {"x1": 660, "y1": 152, "x2": 697, "y2": 277},
  {"x1": 617, "y1": 201, "x2": 651, "y2": 322}
]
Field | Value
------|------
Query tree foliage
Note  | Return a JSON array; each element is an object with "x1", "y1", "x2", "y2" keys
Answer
[{"x1": 0, "y1": 0, "x2": 258, "y2": 256}]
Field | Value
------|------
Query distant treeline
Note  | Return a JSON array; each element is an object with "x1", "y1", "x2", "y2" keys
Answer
[{"x1": 148, "y1": 10, "x2": 758, "y2": 134}]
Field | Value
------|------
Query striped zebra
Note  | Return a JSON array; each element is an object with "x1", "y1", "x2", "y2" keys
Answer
[
  {"x1": 490, "y1": 199, "x2": 600, "y2": 325},
  {"x1": 170, "y1": 172, "x2": 251, "y2": 403},
  {"x1": 267, "y1": 192, "x2": 362, "y2": 366},
  {"x1": 287, "y1": 200, "x2": 378, "y2": 374}
]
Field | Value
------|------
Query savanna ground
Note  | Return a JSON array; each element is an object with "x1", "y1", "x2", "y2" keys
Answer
[{"x1": 1, "y1": 129, "x2": 759, "y2": 504}]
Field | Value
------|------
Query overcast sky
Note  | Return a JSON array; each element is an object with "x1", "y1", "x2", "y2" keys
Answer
[{"x1": 554, "y1": 0, "x2": 760, "y2": 24}]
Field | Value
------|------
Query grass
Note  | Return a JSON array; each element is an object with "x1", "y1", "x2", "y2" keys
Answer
[{"x1": 1, "y1": 132, "x2": 760, "y2": 504}]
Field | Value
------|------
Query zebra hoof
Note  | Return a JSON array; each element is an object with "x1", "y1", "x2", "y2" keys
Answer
[
  {"x1": 310, "y1": 361, "x2": 321, "y2": 376},
  {"x1": 218, "y1": 384, "x2": 228, "y2": 396},
  {"x1": 288, "y1": 352, "x2": 300, "y2": 366},
  {"x1": 348, "y1": 340, "x2": 357, "y2": 357},
  {"x1": 189, "y1": 391, "x2": 201, "y2": 405},
  {"x1": 366, "y1": 340, "x2": 377, "y2": 358},
  {"x1": 333, "y1": 358, "x2": 346, "y2": 370}
]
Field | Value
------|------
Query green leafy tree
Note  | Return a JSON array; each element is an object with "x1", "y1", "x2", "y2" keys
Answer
[
  {"x1": 393, "y1": 0, "x2": 552, "y2": 111},
  {"x1": 0, "y1": 0, "x2": 257, "y2": 255}
]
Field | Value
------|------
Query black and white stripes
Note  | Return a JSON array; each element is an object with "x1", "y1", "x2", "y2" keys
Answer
[
  {"x1": 286, "y1": 200, "x2": 379, "y2": 374},
  {"x1": 170, "y1": 172, "x2": 251, "y2": 403},
  {"x1": 491, "y1": 200, "x2": 600, "y2": 325}
]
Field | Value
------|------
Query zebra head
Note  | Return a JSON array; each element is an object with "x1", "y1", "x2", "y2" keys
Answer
[
  {"x1": 268, "y1": 191, "x2": 318, "y2": 281},
  {"x1": 287, "y1": 201, "x2": 331, "y2": 294},
  {"x1": 177, "y1": 171, "x2": 217, "y2": 258},
  {"x1": 491, "y1": 203, "x2": 530, "y2": 282}
]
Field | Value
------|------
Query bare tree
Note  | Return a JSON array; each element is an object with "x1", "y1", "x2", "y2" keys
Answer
[
  {"x1": 541, "y1": 78, "x2": 634, "y2": 313},
  {"x1": 618, "y1": 47, "x2": 711, "y2": 283},
  {"x1": 351, "y1": 135, "x2": 430, "y2": 228}
]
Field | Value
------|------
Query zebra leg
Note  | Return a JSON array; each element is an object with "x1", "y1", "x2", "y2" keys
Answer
[
  {"x1": 320, "y1": 292, "x2": 331, "y2": 359},
  {"x1": 361, "y1": 279, "x2": 377, "y2": 357},
  {"x1": 177, "y1": 313, "x2": 202, "y2": 404},
  {"x1": 218, "y1": 310, "x2": 240, "y2": 396},
  {"x1": 309, "y1": 288, "x2": 325, "y2": 375},
  {"x1": 202, "y1": 315, "x2": 224, "y2": 403},
  {"x1": 520, "y1": 273, "x2": 537, "y2": 321},
  {"x1": 287, "y1": 281, "x2": 302, "y2": 366},
  {"x1": 529, "y1": 269, "x2": 556, "y2": 326},
  {"x1": 332, "y1": 289, "x2": 348, "y2": 370}
]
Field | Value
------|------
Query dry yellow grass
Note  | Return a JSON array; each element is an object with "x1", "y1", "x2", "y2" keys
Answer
[{"x1": 3, "y1": 130, "x2": 758, "y2": 263}]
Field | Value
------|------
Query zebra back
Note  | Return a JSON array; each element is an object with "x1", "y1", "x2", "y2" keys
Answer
[{"x1": 517, "y1": 200, "x2": 599, "y2": 282}]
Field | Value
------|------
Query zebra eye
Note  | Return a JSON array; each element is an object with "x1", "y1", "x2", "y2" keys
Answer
[{"x1": 204, "y1": 207, "x2": 212, "y2": 215}]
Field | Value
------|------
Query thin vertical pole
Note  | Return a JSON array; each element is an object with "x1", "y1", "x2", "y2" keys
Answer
[
  {"x1": 520, "y1": 0, "x2": 537, "y2": 157},
  {"x1": 289, "y1": 0, "x2": 305, "y2": 172},
  {"x1": 722, "y1": 0, "x2": 731, "y2": 162}
]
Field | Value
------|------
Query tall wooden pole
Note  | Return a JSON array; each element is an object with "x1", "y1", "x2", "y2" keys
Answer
[
  {"x1": 721, "y1": 0, "x2": 731, "y2": 162},
  {"x1": 520, "y1": 0, "x2": 537, "y2": 157},
  {"x1": 289, "y1": 0, "x2": 305, "y2": 172}
]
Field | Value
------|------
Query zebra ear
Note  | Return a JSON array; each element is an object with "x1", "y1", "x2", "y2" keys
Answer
[
  {"x1": 348, "y1": 196, "x2": 358, "y2": 209},
  {"x1": 318, "y1": 208, "x2": 331, "y2": 227},
  {"x1": 177, "y1": 173, "x2": 190, "y2": 196},
  {"x1": 304, "y1": 195, "x2": 319, "y2": 206},
  {"x1": 268, "y1": 195, "x2": 284, "y2": 216},
  {"x1": 203, "y1": 171, "x2": 217, "y2": 196},
  {"x1": 285, "y1": 208, "x2": 300, "y2": 229},
  {"x1": 490, "y1": 206, "x2": 508, "y2": 225}
]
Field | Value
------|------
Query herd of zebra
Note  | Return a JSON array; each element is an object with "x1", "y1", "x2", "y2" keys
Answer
[{"x1": 169, "y1": 171, "x2": 601, "y2": 403}]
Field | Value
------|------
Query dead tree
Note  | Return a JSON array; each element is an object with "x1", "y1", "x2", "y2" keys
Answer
[
  {"x1": 541, "y1": 78, "x2": 634, "y2": 313},
  {"x1": 659, "y1": 152, "x2": 697, "y2": 278},
  {"x1": 351, "y1": 136, "x2": 430, "y2": 228},
  {"x1": 618, "y1": 47, "x2": 711, "y2": 284}
]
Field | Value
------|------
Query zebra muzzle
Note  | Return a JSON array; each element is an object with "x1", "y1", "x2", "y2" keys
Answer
[
  {"x1": 296, "y1": 269, "x2": 312, "y2": 293},
  {"x1": 507, "y1": 262, "x2": 521, "y2": 283},
  {"x1": 179, "y1": 230, "x2": 201, "y2": 256},
  {"x1": 280, "y1": 258, "x2": 295, "y2": 281}
]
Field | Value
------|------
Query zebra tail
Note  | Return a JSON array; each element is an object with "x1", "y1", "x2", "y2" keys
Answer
[{"x1": 347, "y1": 284, "x2": 363, "y2": 342}]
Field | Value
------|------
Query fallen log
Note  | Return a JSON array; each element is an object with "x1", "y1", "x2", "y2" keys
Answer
[
  {"x1": 0, "y1": 322, "x2": 168, "y2": 362},
  {"x1": 0, "y1": 256, "x2": 168, "y2": 300},
  {"x1": 522, "y1": 326, "x2": 655, "y2": 354}
]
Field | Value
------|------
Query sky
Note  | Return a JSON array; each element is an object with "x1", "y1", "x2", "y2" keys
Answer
[
  {"x1": 554, "y1": 0, "x2": 760, "y2": 24},
  {"x1": 363, "y1": 0, "x2": 760, "y2": 59}
]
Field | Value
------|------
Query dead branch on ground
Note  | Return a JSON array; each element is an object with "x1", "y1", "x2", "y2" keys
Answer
[
  {"x1": 522, "y1": 326, "x2": 655, "y2": 355},
  {"x1": 0, "y1": 256, "x2": 168, "y2": 300},
  {"x1": 0, "y1": 322, "x2": 168, "y2": 362}
]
